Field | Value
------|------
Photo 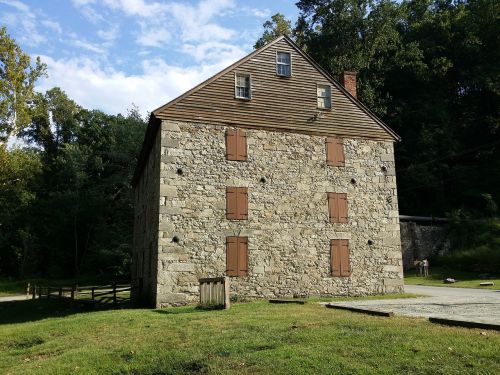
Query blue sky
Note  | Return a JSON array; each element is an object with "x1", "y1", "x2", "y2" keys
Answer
[{"x1": 0, "y1": 0, "x2": 299, "y2": 116}]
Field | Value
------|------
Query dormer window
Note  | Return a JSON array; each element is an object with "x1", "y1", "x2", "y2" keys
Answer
[
  {"x1": 317, "y1": 84, "x2": 331, "y2": 109},
  {"x1": 276, "y1": 51, "x2": 291, "y2": 76},
  {"x1": 235, "y1": 73, "x2": 251, "y2": 99}
]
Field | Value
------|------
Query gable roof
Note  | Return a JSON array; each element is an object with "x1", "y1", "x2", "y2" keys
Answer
[
  {"x1": 132, "y1": 35, "x2": 400, "y2": 186},
  {"x1": 153, "y1": 35, "x2": 400, "y2": 141}
]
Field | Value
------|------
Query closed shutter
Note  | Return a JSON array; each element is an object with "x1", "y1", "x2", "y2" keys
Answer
[
  {"x1": 339, "y1": 240, "x2": 350, "y2": 276},
  {"x1": 331, "y1": 239, "x2": 350, "y2": 277},
  {"x1": 238, "y1": 237, "x2": 248, "y2": 276},
  {"x1": 226, "y1": 129, "x2": 247, "y2": 161},
  {"x1": 236, "y1": 129, "x2": 247, "y2": 161},
  {"x1": 226, "y1": 187, "x2": 238, "y2": 220},
  {"x1": 226, "y1": 236, "x2": 248, "y2": 277},
  {"x1": 338, "y1": 193, "x2": 348, "y2": 223},
  {"x1": 227, "y1": 187, "x2": 248, "y2": 220},
  {"x1": 328, "y1": 193, "x2": 348, "y2": 223},
  {"x1": 226, "y1": 129, "x2": 237, "y2": 160},
  {"x1": 226, "y1": 236, "x2": 239, "y2": 276},
  {"x1": 238, "y1": 187, "x2": 248, "y2": 219},
  {"x1": 328, "y1": 192, "x2": 338, "y2": 223},
  {"x1": 326, "y1": 137, "x2": 345, "y2": 167}
]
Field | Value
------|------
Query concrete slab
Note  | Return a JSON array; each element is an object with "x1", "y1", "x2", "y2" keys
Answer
[{"x1": 321, "y1": 285, "x2": 500, "y2": 327}]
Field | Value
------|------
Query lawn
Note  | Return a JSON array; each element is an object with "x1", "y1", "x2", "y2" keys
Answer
[
  {"x1": 404, "y1": 267, "x2": 499, "y2": 290},
  {"x1": 0, "y1": 299, "x2": 498, "y2": 374}
]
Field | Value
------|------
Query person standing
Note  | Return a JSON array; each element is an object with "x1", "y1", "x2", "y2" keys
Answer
[{"x1": 423, "y1": 259, "x2": 429, "y2": 277}]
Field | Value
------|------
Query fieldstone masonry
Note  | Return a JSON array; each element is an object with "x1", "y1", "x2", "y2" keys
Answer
[{"x1": 136, "y1": 119, "x2": 403, "y2": 307}]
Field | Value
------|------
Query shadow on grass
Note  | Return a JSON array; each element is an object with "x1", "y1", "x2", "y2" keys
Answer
[
  {"x1": 153, "y1": 305, "x2": 224, "y2": 316},
  {"x1": 0, "y1": 298, "x2": 133, "y2": 325}
]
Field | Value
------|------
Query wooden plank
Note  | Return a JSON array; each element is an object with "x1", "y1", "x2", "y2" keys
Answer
[
  {"x1": 325, "y1": 304, "x2": 394, "y2": 317},
  {"x1": 429, "y1": 317, "x2": 500, "y2": 331},
  {"x1": 269, "y1": 299, "x2": 306, "y2": 305}
]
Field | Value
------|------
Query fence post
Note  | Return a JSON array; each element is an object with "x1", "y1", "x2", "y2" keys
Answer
[
  {"x1": 91, "y1": 287, "x2": 95, "y2": 302},
  {"x1": 47, "y1": 287, "x2": 51, "y2": 299},
  {"x1": 26, "y1": 283, "x2": 30, "y2": 299},
  {"x1": 224, "y1": 277, "x2": 230, "y2": 309},
  {"x1": 59, "y1": 287, "x2": 62, "y2": 299},
  {"x1": 71, "y1": 285, "x2": 75, "y2": 300},
  {"x1": 32, "y1": 285, "x2": 36, "y2": 299},
  {"x1": 113, "y1": 282, "x2": 117, "y2": 304}
]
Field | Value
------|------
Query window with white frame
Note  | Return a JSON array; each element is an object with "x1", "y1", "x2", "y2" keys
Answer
[
  {"x1": 317, "y1": 84, "x2": 331, "y2": 109},
  {"x1": 235, "y1": 73, "x2": 251, "y2": 99},
  {"x1": 276, "y1": 51, "x2": 291, "y2": 76}
]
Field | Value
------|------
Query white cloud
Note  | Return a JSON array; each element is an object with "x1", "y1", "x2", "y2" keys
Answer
[
  {"x1": 0, "y1": 0, "x2": 29, "y2": 12},
  {"x1": 182, "y1": 41, "x2": 245, "y2": 63},
  {"x1": 72, "y1": 0, "x2": 165, "y2": 18},
  {"x1": 97, "y1": 25, "x2": 119, "y2": 42},
  {"x1": 36, "y1": 54, "x2": 243, "y2": 117},
  {"x1": 136, "y1": 22, "x2": 171, "y2": 47},
  {"x1": 73, "y1": 39, "x2": 107, "y2": 54},
  {"x1": 248, "y1": 7, "x2": 270, "y2": 18},
  {"x1": 169, "y1": 0, "x2": 236, "y2": 42},
  {"x1": 41, "y1": 20, "x2": 62, "y2": 34},
  {"x1": 0, "y1": 0, "x2": 45, "y2": 46},
  {"x1": 103, "y1": 0, "x2": 165, "y2": 17}
]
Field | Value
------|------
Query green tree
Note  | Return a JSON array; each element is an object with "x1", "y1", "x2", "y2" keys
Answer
[
  {"x1": 0, "y1": 145, "x2": 42, "y2": 276},
  {"x1": 289, "y1": 0, "x2": 500, "y2": 216},
  {"x1": 254, "y1": 13, "x2": 293, "y2": 49},
  {"x1": 0, "y1": 27, "x2": 47, "y2": 145}
]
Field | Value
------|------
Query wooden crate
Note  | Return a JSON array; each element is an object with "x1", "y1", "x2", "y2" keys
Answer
[{"x1": 199, "y1": 277, "x2": 230, "y2": 309}]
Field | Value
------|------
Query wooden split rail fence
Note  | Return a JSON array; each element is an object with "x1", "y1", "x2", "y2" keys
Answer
[{"x1": 28, "y1": 282, "x2": 134, "y2": 306}]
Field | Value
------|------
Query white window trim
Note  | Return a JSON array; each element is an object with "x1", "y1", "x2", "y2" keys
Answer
[
  {"x1": 234, "y1": 72, "x2": 252, "y2": 100},
  {"x1": 317, "y1": 83, "x2": 332, "y2": 110},
  {"x1": 276, "y1": 51, "x2": 292, "y2": 77}
]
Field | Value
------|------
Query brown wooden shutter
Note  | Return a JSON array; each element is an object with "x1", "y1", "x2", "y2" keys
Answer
[
  {"x1": 238, "y1": 187, "x2": 248, "y2": 220},
  {"x1": 340, "y1": 239, "x2": 350, "y2": 276},
  {"x1": 237, "y1": 237, "x2": 248, "y2": 276},
  {"x1": 328, "y1": 193, "x2": 338, "y2": 223},
  {"x1": 226, "y1": 187, "x2": 238, "y2": 219},
  {"x1": 226, "y1": 129, "x2": 237, "y2": 160},
  {"x1": 328, "y1": 193, "x2": 348, "y2": 223},
  {"x1": 338, "y1": 193, "x2": 348, "y2": 223},
  {"x1": 326, "y1": 137, "x2": 345, "y2": 167},
  {"x1": 226, "y1": 237, "x2": 238, "y2": 276},
  {"x1": 331, "y1": 239, "x2": 350, "y2": 277},
  {"x1": 236, "y1": 129, "x2": 247, "y2": 161},
  {"x1": 331, "y1": 240, "x2": 341, "y2": 276}
]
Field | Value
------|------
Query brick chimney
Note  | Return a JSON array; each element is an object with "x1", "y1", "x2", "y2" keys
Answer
[{"x1": 340, "y1": 71, "x2": 357, "y2": 98}]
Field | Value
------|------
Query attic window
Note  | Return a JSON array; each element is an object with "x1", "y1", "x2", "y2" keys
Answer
[
  {"x1": 317, "y1": 84, "x2": 331, "y2": 109},
  {"x1": 276, "y1": 51, "x2": 291, "y2": 76},
  {"x1": 235, "y1": 73, "x2": 251, "y2": 99}
]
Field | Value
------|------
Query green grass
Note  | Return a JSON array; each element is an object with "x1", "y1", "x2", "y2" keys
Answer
[
  {"x1": 0, "y1": 299, "x2": 498, "y2": 374},
  {"x1": 404, "y1": 267, "x2": 499, "y2": 290}
]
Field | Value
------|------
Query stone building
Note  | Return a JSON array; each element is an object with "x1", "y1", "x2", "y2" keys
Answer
[{"x1": 132, "y1": 36, "x2": 403, "y2": 307}]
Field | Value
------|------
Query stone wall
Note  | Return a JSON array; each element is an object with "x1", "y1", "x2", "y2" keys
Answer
[
  {"x1": 400, "y1": 221, "x2": 449, "y2": 271},
  {"x1": 151, "y1": 120, "x2": 403, "y2": 307},
  {"x1": 132, "y1": 127, "x2": 161, "y2": 306}
]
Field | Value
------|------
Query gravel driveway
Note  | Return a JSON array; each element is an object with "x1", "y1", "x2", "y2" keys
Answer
[{"x1": 324, "y1": 285, "x2": 500, "y2": 326}]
